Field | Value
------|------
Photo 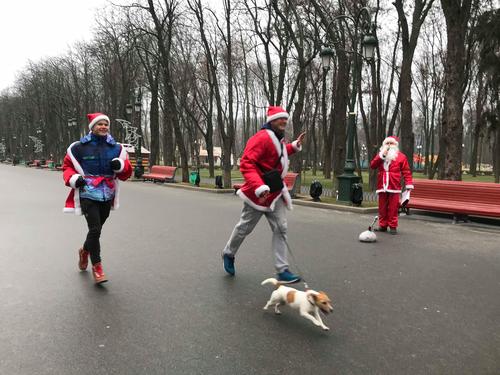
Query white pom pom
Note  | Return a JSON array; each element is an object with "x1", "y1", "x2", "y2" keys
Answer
[{"x1": 359, "y1": 230, "x2": 377, "y2": 243}]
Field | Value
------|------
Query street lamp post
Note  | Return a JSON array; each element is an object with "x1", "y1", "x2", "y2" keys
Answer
[
  {"x1": 321, "y1": 9, "x2": 377, "y2": 203},
  {"x1": 67, "y1": 118, "x2": 78, "y2": 141},
  {"x1": 12, "y1": 135, "x2": 18, "y2": 164},
  {"x1": 320, "y1": 47, "x2": 334, "y2": 177},
  {"x1": 133, "y1": 89, "x2": 144, "y2": 178}
]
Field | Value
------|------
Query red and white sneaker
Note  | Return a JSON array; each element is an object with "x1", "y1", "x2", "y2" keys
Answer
[
  {"x1": 78, "y1": 248, "x2": 89, "y2": 271},
  {"x1": 92, "y1": 262, "x2": 108, "y2": 284}
]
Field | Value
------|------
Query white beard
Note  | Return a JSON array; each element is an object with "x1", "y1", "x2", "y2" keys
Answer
[{"x1": 380, "y1": 145, "x2": 399, "y2": 161}]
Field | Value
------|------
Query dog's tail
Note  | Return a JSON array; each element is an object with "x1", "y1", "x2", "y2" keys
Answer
[{"x1": 261, "y1": 278, "x2": 281, "y2": 288}]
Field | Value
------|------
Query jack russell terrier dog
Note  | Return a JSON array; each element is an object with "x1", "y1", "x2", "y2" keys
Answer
[{"x1": 261, "y1": 278, "x2": 333, "y2": 331}]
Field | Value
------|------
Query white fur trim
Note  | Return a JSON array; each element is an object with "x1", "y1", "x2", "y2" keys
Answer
[
  {"x1": 69, "y1": 174, "x2": 81, "y2": 188},
  {"x1": 281, "y1": 144, "x2": 289, "y2": 177},
  {"x1": 112, "y1": 157, "x2": 125, "y2": 173},
  {"x1": 74, "y1": 186, "x2": 82, "y2": 215},
  {"x1": 113, "y1": 179, "x2": 120, "y2": 210},
  {"x1": 376, "y1": 188, "x2": 402, "y2": 194},
  {"x1": 237, "y1": 187, "x2": 292, "y2": 212},
  {"x1": 66, "y1": 142, "x2": 85, "y2": 175},
  {"x1": 255, "y1": 185, "x2": 270, "y2": 197},
  {"x1": 280, "y1": 187, "x2": 293, "y2": 210},
  {"x1": 237, "y1": 190, "x2": 272, "y2": 212},
  {"x1": 111, "y1": 144, "x2": 128, "y2": 211},
  {"x1": 118, "y1": 143, "x2": 128, "y2": 159},
  {"x1": 264, "y1": 130, "x2": 288, "y2": 176},
  {"x1": 292, "y1": 140, "x2": 302, "y2": 152},
  {"x1": 405, "y1": 185, "x2": 414, "y2": 190},
  {"x1": 266, "y1": 112, "x2": 289, "y2": 123},
  {"x1": 383, "y1": 136, "x2": 398, "y2": 146},
  {"x1": 88, "y1": 115, "x2": 110, "y2": 131}
]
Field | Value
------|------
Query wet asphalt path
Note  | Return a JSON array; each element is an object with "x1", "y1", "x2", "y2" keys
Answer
[{"x1": 1, "y1": 164, "x2": 500, "y2": 375}]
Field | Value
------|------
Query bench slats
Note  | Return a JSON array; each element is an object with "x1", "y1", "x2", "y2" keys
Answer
[
  {"x1": 407, "y1": 179, "x2": 500, "y2": 217},
  {"x1": 143, "y1": 165, "x2": 177, "y2": 182}
]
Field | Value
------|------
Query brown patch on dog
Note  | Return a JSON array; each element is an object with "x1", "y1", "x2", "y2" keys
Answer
[
  {"x1": 315, "y1": 291, "x2": 334, "y2": 313},
  {"x1": 286, "y1": 290, "x2": 296, "y2": 304}
]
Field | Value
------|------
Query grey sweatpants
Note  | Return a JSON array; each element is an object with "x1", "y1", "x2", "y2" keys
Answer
[{"x1": 222, "y1": 198, "x2": 289, "y2": 272}]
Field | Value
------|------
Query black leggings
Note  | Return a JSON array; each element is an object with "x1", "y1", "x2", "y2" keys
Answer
[{"x1": 81, "y1": 198, "x2": 112, "y2": 265}]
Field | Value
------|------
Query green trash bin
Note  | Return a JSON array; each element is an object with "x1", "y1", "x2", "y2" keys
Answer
[
  {"x1": 189, "y1": 171, "x2": 200, "y2": 186},
  {"x1": 48, "y1": 161, "x2": 55, "y2": 169}
]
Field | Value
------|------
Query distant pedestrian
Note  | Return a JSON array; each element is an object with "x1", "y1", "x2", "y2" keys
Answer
[
  {"x1": 63, "y1": 113, "x2": 132, "y2": 283},
  {"x1": 370, "y1": 136, "x2": 413, "y2": 234},
  {"x1": 222, "y1": 105, "x2": 306, "y2": 283}
]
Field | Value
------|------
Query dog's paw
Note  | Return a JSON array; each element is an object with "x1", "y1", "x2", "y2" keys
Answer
[
  {"x1": 263, "y1": 306, "x2": 268, "y2": 310},
  {"x1": 322, "y1": 326, "x2": 330, "y2": 331},
  {"x1": 274, "y1": 310, "x2": 282, "y2": 315}
]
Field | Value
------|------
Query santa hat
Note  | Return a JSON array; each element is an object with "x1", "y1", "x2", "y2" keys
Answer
[
  {"x1": 87, "y1": 113, "x2": 110, "y2": 131},
  {"x1": 266, "y1": 106, "x2": 289, "y2": 123},
  {"x1": 382, "y1": 136, "x2": 399, "y2": 146}
]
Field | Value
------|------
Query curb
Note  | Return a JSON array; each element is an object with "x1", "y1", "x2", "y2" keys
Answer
[
  {"x1": 132, "y1": 179, "x2": 379, "y2": 210},
  {"x1": 138, "y1": 180, "x2": 234, "y2": 194},
  {"x1": 293, "y1": 198, "x2": 378, "y2": 213}
]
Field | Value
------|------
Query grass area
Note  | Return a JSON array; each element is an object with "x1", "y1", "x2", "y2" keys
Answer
[
  {"x1": 198, "y1": 168, "x2": 244, "y2": 180},
  {"x1": 297, "y1": 195, "x2": 379, "y2": 207},
  {"x1": 197, "y1": 168, "x2": 496, "y2": 191}
]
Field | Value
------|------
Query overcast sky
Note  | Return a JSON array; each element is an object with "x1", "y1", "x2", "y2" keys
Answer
[{"x1": 0, "y1": 0, "x2": 109, "y2": 91}]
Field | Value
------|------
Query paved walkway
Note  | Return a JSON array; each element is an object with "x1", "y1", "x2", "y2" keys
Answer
[{"x1": 1, "y1": 164, "x2": 499, "y2": 374}]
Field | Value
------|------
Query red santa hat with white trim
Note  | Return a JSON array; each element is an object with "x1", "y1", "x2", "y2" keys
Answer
[
  {"x1": 266, "y1": 106, "x2": 289, "y2": 123},
  {"x1": 382, "y1": 135, "x2": 399, "y2": 146},
  {"x1": 87, "y1": 112, "x2": 110, "y2": 131}
]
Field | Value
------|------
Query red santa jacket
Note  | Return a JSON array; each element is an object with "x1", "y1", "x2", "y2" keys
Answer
[
  {"x1": 370, "y1": 150, "x2": 414, "y2": 194},
  {"x1": 237, "y1": 129, "x2": 301, "y2": 212},
  {"x1": 62, "y1": 141, "x2": 132, "y2": 215}
]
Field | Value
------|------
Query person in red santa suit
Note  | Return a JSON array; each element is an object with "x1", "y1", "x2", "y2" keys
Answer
[
  {"x1": 63, "y1": 113, "x2": 132, "y2": 284},
  {"x1": 370, "y1": 136, "x2": 413, "y2": 234},
  {"x1": 222, "y1": 106, "x2": 306, "y2": 283}
]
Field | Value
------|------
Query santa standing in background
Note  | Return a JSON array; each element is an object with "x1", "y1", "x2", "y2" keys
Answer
[{"x1": 370, "y1": 136, "x2": 413, "y2": 234}]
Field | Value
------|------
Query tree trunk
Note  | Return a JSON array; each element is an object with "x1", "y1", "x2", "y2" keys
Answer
[
  {"x1": 149, "y1": 83, "x2": 160, "y2": 166},
  {"x1": 332, "y1": 53, "x2": 349, "y2": 179},
  {"x1": 470, "y1": 73, "x2": 484, "y2": 176},
  {"x1": 441, "y1": 0, "x2": 474, "y2": 181},
  {"x1": 399, "y1": 59, "x2": 415, "y2": 170}
]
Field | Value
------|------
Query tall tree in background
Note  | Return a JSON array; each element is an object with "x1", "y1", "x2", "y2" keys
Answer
[
  {"x1": 439, "y1": 0, "x2": 479, "y2": 180},
  {"x1": 475, "y1": 8, "x2": 500, "y2": 182},
  {"x1": 145, "y1": 0, "x2": 189, "y2": 181},
  {"x1": 393, "y1": 0, "x2": 435, "y2": 169}
]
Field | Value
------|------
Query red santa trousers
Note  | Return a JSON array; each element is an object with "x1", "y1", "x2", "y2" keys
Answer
[{"x1": 378, "y1": 192, "x2": 399, "y2": 228}]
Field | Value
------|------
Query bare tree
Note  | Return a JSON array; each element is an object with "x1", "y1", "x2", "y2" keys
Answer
[{"x1": 393, "y1": 0, "x2": 435, "y2": 169}]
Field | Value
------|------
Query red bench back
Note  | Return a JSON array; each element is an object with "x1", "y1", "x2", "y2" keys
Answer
[
  {"x1": 150, "y1": 165, "x2": 176, "y2": 177},
  {"x1": 412, "y1": 179, "x2": 500, "y2": 205},
  {"x1": 283, "y1": 172, "x2": 299, "y2": 190}
]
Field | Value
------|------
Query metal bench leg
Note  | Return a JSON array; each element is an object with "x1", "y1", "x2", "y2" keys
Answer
[{"x1": 452, "y1": 214, "x2": 469, "y2": 224}]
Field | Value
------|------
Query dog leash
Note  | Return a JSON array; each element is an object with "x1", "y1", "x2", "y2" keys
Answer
[{"x1": 279, "y1": 231, "x2": 310, "y2": 290}]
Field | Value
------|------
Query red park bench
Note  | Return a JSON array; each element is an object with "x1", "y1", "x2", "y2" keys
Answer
[
  {"x1": 405, "y1": 179, "x2": 500, "y2": 222},
  {"x1": 233, "y1": 172, "x2": 300, "y2": 198},
  {"x1": 142, "y1": 165, "x2": 177, "y2": 183},
  {"x1": 28, "y1": 160, "x2": 41, "y2": 168}
]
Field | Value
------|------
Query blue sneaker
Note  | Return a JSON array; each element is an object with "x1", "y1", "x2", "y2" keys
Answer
[
  {"x1": 277, "y1": 269, "x2": 301, "y2": 284},
  {"x1": 222, "y1": 254, "x2": 235, "y2": 276}
]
